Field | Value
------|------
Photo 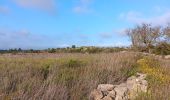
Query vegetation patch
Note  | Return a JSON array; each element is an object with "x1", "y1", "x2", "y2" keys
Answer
[
  {"x1": 135, "y1": 56, "x2": 170, "y2": 99},
  {"x1": 120, "y1": 64, "x2": 138, "y2": 78},
  {"x1": 56, "y1": 58, "x2": 88, "y2": 68},
  {"x1": 137, "y1": 57, "x2": 170, "y2": 84}
]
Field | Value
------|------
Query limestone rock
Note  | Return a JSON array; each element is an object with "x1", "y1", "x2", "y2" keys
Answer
[
  {"x1": 127, "y1": 73, "x2": 148, "y2": 99},
  {"x1": 101, "y1": 96, "x2": 113, "y2": 100},
  {"x1": 165, "y1": 55, "x2": 170, "y2": 59},
  {"x1": 90, "y1": 73, "x2": 148, "y2": 100},
  {"x1": 114, "y1": 86, "x2": 128, "y2": 100},
  {"x1": 97, "y1": 84, "x2": 115, "y2": 92},
  {"x1": 107, "y1": 90, "x2": 116, "y2": 98},
  {"x1": 90, "y1": 89, "x2": 103, "y2": 100}
]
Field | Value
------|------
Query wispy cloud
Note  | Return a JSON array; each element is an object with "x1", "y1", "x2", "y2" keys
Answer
[
  {"x1": 100, "y1": 32, "x2": 113, "y2": 39},
  {"x1": 120, "y1": 9, "x2": 170, "y2": 26},
  {"x1": 0, "y1": 6, "x2": 10, "y2": 14},
  {"x1": 95, "y1": 42, "x2": 129, "y2": 47},
  {"x1": 13, "y1": 0, "x2": 56, "y2": 12},
  {"x1": 0, "y1": 28, "x2": 51, "y2": 49},
  {"x1": 73, "y1": 0, "x2": 93, "y2": 14},
  {"x1": 99, "y1": 29, "x2": 127, "y2": 39},
  {"x1": 119, "y1": 11, "x2": 143, "y2": 24},
  {"x1": 0, "y1": 28, "x2": 93, "y2": 49},
  {"x1": 0, "y1": 27, "x2": 129, "y2": 49}
]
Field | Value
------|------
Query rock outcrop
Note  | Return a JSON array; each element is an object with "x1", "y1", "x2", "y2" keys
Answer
[{"x1": 90, "y1": 73, "x2": 148, "y2": 100}]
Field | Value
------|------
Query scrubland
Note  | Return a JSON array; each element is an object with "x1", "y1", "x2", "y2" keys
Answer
[{"x1": 0, "y1": 52, "x2": 169, "y2": 100}]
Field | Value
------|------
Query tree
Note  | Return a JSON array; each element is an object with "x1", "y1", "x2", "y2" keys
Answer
[
  {"x1": 72, "y1": 45, "x2": 76, "y2": 49},
  {"x1": 29, "y1": 49, "x2": 34, "y2": 53},
  {"x1": 48, "y1": 48, "x2": 56, "y2": 53},
  {"x1": 163, "y1": 24, "x2": 170, "y2": 43},
  {"x1": 126, "y1": 28, "x2": 141, "y2": 50},
  {"x1": 126, "y1": 23, "x2": 162, "y2": 52},
  {"x1": 18, "y1": 48, "x2": 22, "y2": 52}
]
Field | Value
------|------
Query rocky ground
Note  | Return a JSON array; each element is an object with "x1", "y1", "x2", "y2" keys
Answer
[{"x1": 90, "y1": 73, "x2": 148, "y2": 100}]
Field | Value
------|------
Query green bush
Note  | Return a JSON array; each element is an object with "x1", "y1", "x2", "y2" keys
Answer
[
  {"x1": 120, "y1": 63, "x2": 138, "y2": 77},
  {"x1": 47, "y1": 48, "x2": 56, "y2": 53},
  {"x1": 41, "y1": 64, "x2": 50, "y2": 80},
  {"x1": 66, "y1": 59, "x2": 84, "y2": 68},
  {"x1": 153, "y1": 42, "x2": 170, "y2": 55}
]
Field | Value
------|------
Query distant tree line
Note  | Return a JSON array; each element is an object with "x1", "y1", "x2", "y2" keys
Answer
[
  {"x1": 0, "y1": 46, "x2": 127, "y2": 54},
  {"x1": 126, "y1": 23, "x2": 170, "y2": 55},
  {"x1": 45, "y1": 46, "x2": 127, "y2": 53},
  {"x1": 0, "y1": 48, "x2": 41, "y2": 54}
]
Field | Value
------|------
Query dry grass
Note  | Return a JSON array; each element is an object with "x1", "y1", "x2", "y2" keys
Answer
[
  {"x1": 0, "y1": 52, "x2": 169, "y2": 100},
  {"x1": 0, "y1": 52, "x2": 139, "y2": 100}
]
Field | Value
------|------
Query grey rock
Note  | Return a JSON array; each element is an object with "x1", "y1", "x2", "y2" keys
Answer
[
  {"x1": 101, "y1": 96, "x2": 113, "y2": 100},
  {"x1": 90, "y1": 73, "x2": 148, "y2": 100},
  {"x1": 107, "y1": 90, "x2": 116, "y2": 98},
  {"x1": 97, "y1": 84, "x2": 115, "y2": 92},
  {"x1": 114, "y1": 86, "x2": 128, "y2": 100},
  {"x1": 90, "y1": 89, "x2": 103, "y2": 100}
]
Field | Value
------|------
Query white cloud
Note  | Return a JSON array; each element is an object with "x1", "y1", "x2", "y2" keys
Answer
[
  {"x1": 113, "y1": 29, "x2": 127, "y2": 36},
  {"x1": 99, "y1": 28, "x2": 127, "y2": 39},
  {"x1": 119, "y1": 11, "x2": 143, "y2": 24},
  {"x1": 73, "y1": 0, "x2": 93, "y2": 14},
  {"x1": 120, "y1": 10, "x2": 170, "y2": 26},
  {"x1": 0, "y1": 28, "x2": 51, "y2": 49},
  {"x1": 73, "y1": 6, "x2": 89, "y2": 13},
  {"x1": 13, "y1": 0, "x2": 56, "y2": 12},
  {"x1": 96, "y1": 42, "x2": 129, "y2": 47},
  {"x1": 0, "y1": 6, "x2": 10, "y2": 14},
  {"x1": 100, "y1": 32, "x2": 113, "y2": 39}
]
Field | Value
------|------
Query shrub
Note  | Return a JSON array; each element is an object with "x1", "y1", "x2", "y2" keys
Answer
[
  {"x1": 41, "y1": 64, "x2": 50, "y2": 80},
  {"x1": 137, "y1": 57, "x2": 170, "y2": 84},
  {"x1": 121, "y1": 64, "x2": 138, "y2": 78},
  {"x1": 47, "y1": 48, "x2": 56, "y2": 53},
  {"x1": 153, "y1": 42, "x2": 170, "y2": 55},
  {"x1": 58, "y1": 59, "x2": 87, "y2": 68}
]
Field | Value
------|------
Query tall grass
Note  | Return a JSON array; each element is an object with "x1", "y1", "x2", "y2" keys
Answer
[{"x1": 0, "y1": 52, "x2": 139, "y2": 100}]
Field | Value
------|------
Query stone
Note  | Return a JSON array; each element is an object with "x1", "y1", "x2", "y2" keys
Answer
[
  {"x1": 118, "y1": 83, "x2": 127, "y2": 87},
  {"x1": 101, "y1": 96, "x2": 113, "y2": 100},
  {"x1": 115, "y1": 96, "x2": 123, "y2": 100},
  {"x1": 115, "y1": 95, "x2": 128, "y2": 100},
  {"x1": 165, "y1": 55, "x2": 170, "y2": 59},
  {"x1": 138, "y1": 80, "x2": 148, "y2": 92},
  {"x1": 127, "y1": 73, "x2": 148, "y2": 99},
  {"x1": 102, "y1": 91, "x2": 109, "y2": 97},
  {"x1": 90, "y1": 73, "x2": 148, "y2": 100},
  {"x1": 107, "y1": 90, "x2": 116, "y2": 98},
  {"x1": 114, "y1": 85, "x2": 128, "y2": 99},
  {"x1": 97, "y1": 84, "x2": 115, "y2": 92},
  {"x1": 136, "y1": 73, "x2": 147, "y2": 80},
  {"x1": 90, "y1": 89, "x2": 103, "y2": 100}
]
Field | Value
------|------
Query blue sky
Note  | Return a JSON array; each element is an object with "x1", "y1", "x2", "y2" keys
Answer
[{"x1": 0, "y1": 0, "x2": 170, "y2": 49}]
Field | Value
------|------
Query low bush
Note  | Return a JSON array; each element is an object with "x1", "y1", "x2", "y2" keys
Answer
[{"x1": 153, "y1": 42, "x2": 170, "y2": 55}]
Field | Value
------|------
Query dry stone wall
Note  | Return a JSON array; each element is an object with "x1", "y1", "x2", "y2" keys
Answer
[{"x1": 90, "y1": 73, "x2": 148, "y2": 100}]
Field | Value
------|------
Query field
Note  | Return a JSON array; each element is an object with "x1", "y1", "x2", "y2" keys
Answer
[{"x1": 0, "y1": 52, "x2": 169, "y2": 100}]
